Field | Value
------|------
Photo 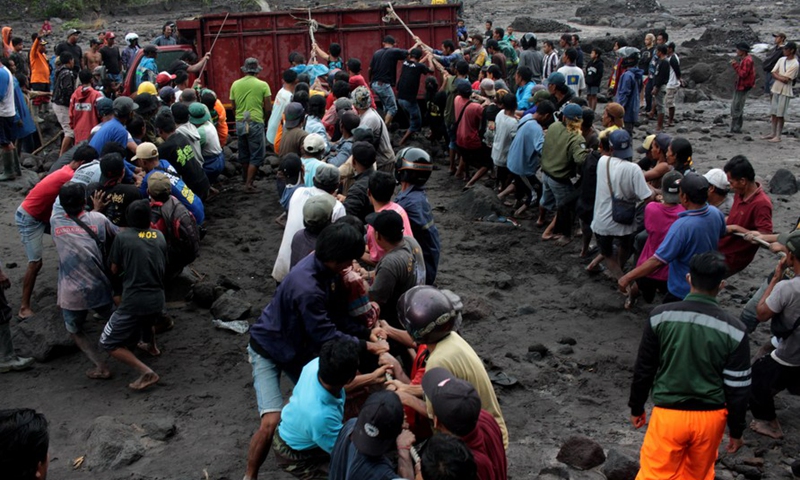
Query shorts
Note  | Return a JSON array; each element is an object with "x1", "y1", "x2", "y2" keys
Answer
[
  {"x1": 15, "y1": 206, "x2": 46, "y2": 263},
  {"x1": 371, "y1": 81, "x2": 398, "y2": 117},
  {"x1": 638, "y1": 407, "x2": 726, "y2": 480},
  {"x1": 458, "y1": 145, "x2": 492, "y2": 169},
  {"x1": 665, "y1": 87, "x2": 678, "y2": 109},
  {"x1": 235, "y1": 121, "x2": 265, "y2": 166},
  {"x1": 770, "y1": 94, "x2": 791, "y2": 118},
  {"x1": 0, "y1": 116, "x2": 15, "y2": 146},
  {"x1": 586, "y1": 86, "x2": 600, "y2": 96},
  {"x1": 594, "y1": 232, "x2": 634, "y2": 258},
  {"x1": 654, "y1": 89, "x2": 666, "y2": 114},
  {"x1": 273, "y1": 429, "x2": 330, "y2": 479},
  {"x1": 540, "y1": 173, "x2": 574, "y2": 212},
  {"x1": 99, "y1": 310, "x2": 157, "y2": 351},
  {"x1": 31, "y1": 83, "x2": 50, "y2": 106},
  {"x1": 247, "y1": 344, "x2": 299, "y2": 416},
  {"x1": 63, "y1": 304, "x2": 114, "y2": 334},
  {"x1": 447, "y1": 124, "x2": 457, "y2": 150},
  {"x1": 52, "y1": 104, "x2": 74, "y2": 138}
]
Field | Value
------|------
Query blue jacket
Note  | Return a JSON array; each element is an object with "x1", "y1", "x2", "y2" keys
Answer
[
  {"x1": 11, "y1": 77, "x2": 36, "y2": 138},
  {"x1": 616, "y1": 68, "x2": 644, "y2": 124},
  {"x1": 395, "y1": 185, "x2": 440, "y2": 285},
  {"x1": 506, "y1": 114, "x2": 544, "y2": 177},
  {"x1": 249, "y1": 254, "x2": 368, "y2": 373}
]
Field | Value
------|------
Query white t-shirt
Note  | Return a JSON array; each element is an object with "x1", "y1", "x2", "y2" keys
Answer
[
  {"x1": 667, "y1": 54, "x2": 681, "y2": 88},
  {"x1": 491, "y1": 111, "x2": 518, "y2": 167},
  {"x1": 197, "y1": 122, "x2": 222, "y2": 158},
  {"x1": 557, "y1": 65, "x2": 586, "y2": 96},
  {"x1": 267, "y1": 87, "x2": 293, "y2": 144},
  {"x1": 591, "y1": 155, "x2": 652, "y2": 236},
  {"x1": 272, "y1": 186, "x2": 345, "y2": 282},
  {"x1": 771, "y1": 57, "x2": 799, "y2": 98},
  {"x1": 0, "y1": 66, "x2": 15, "y2": 118},
  {"x1": 766, "y1": 276, "x2": 800, "y2": 366}
]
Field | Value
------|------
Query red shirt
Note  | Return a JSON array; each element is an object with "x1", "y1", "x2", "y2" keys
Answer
[
  {"x1": 733, "y1": 55, "x2": 756, "y2": 91},
  {"x1": 454, "y1": 96, "x2": 484, "y2": 150},
  {"x1": 718, "y1": 184, "x2": 773, "y2": 275},
  {"x1": 462, "y1": 410, "x2": 508, "y2": 480},
  {"x1": 21, "y1": 165, "x2": 76, "y2": 222}
]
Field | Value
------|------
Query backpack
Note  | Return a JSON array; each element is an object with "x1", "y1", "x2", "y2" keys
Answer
[{"x1": 150, "y1": 197, "x2": 200, "y2": 266}]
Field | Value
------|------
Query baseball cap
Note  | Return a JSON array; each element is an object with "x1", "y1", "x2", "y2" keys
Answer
[
  {"x1": 480, "y1": 78, "x2": 496, "y2": 96},
  {"x1": 303, "y1": 133, "x2": 327, "y2": 154},
  {"x1": 284, "y1": 102, "x2": 305, "y2": 129},
  {"x1": 679, "y1": 172, "x2": 709, "y2": 199},
  {"x1": 132, "y1": 142, "x2": 159, "y2": 161},
  {"x1": 546, "y1": 72, "x2": 566, "y2": 87},
  {"x1": 313, "y1": 163, "x2": 341, "y2": 191},
  {"x1": 67, "y1": 28, "x2": 81, "y2": 36},
  {"x1": 104, "y1": 31, "x2": 116, "y2": 40},
  {"x1": 421, "y1": 368, "x2": 481, "y2": 437},
  {"x1": 455, "y1": 78, "x2": 472, "y2": 96},
  {"x1": 334, "y1": 97, "x2": 353, "y2": 114},
  {"x1": 147, "y1": 171, "x2": 172, "y2": 197},
  {"x1": 351, "y1": 86, "x2": 372, "y2": 110},
  {"x1": 609, "y1": 129, "x2": 633, "y2": 159},
  {"x1": 561, "y1": 103, "x2": 583, "y2": 121},
  {"x1": 661, "y1": 170, "x2": 683, "y2": 204},
  {"x1": 113, "y1": 96, "x2": 138, "y2": 116},
  {"x1": 159, "y1": 86, "x2": 176, "y2": 104},
  {"x1": 778, "y1": 230, "x2": 800, "y2": 254},
  {"x1": 351, "y1": 391, "x2": 404, "y2": 457},
  {"x1": 773, "y1": 32, "x2": 787, "y2": 40},
  {"x1": 704, "y1": 168, "x2": 730, "y2": 191},
  {"x1": 303, "y1": 194, "x2": 336, "y2": 230},
  {"x1": 654, "y1": 133, "x2": 672, "y2": 153},
  {"x1": 605, "y1": 102, "x2": 624, "y2": 122},
  {"x1": 637, "y1": 134, "x2": 657, "y2": 154},
  {"x1": 156, "y1": 71, "x2": 177, "y2": 85},
  {"x1": 366, "y1": 210, "x2": 405, "y2": 241},
  {"x1": 96, "y1": 97, "x2": 114, "y2": 117}
]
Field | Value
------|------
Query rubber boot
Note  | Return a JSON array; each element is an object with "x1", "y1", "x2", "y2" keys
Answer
[
  {"x1": 11, "y1": 148, "x2": 21, "y2": 176},
  {"x1": 0, "y1": 322, "x2": 34, "y2": 372},
  {"x1": 0, "y1": 150, "x2": 15, "y2": 182}
]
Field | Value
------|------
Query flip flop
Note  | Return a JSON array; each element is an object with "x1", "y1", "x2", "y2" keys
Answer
[{"x1": 488, "y1": 370, "x2": 518, "y2": 387}]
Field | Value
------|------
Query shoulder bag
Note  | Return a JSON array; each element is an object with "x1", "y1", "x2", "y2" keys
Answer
[{"x1": 606, "y1": 157, "x2": 637, "y2": 225}]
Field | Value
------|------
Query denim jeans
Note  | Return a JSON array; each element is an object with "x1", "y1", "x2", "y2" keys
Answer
[
  {"x1": 247, "y1": 345, "x2": 299, "y2": 416},
  {"x1": 730, "y1": 89, "x2": 748, "y2": 133},
  {"x1": 235, "y1": 121, "x2": 265, "y2": 166},
  {"x1": 15, "y1": 206, "x2": 45, "y2": 263},
  {"x1": 398, "y1": 98, "x2": 421, "y2": 132},
  {"x1": 540, "y1": 173, "x2": 574, "y2": 212},
  {"x1": 371, "y1": 81, "x2": 398, "y2": 117}
]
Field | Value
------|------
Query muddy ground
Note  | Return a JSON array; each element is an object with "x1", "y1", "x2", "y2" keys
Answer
[{"x1": 2, "y1": 0, "x2": 800, "y2": 478}]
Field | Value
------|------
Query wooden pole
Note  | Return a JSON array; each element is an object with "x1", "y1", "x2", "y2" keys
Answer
[
  {"x1": 197, "y1": 12, "x2": 230, "y2": 83},
  {"x1": 32, "y1": 131, "x2": 63, "y2": 156}
]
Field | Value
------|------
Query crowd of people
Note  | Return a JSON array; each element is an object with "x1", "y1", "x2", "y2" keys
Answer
[{"x1": 1, "y1": 14, "x2": 799, "y2": 480}]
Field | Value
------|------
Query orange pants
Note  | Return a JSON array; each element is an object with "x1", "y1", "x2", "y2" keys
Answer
[{"x1": 637, "y1": 407, "x2": 727, "y2": 480}]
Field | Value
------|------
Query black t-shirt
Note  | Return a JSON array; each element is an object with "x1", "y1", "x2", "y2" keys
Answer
[
  {"x1": 396, "y1": 60, "x2": 432, "y2": 101},
  {"x1": 87, "y1": 182, "x2": 143, "y2": 226},
  {"x1": 55, "y1": 42, "x2": 82, "y2": 73},
  {"x1": 158, "y1": 134, "x2": 211, "y2": 200},
  {"x1": 99, "y1": 46, "x2": 122, "y2": 74},
  {"x1": 369, "y1": 47, "x2": 408, "y2": 86},
  {"x1": 109, "y1": 228, "x2": 167, "y2": 314}
]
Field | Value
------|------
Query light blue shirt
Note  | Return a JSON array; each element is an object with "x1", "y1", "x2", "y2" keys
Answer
[
  {"x1": 515, "y1": 81, "x2": 535, "y2": 111},
  {"x1": 302, "y1": 157, "x2": 325, "y2": 187},
  {"x1": 506, "y1": 114, "x2": 544, "y2": 177},
  {"x1": 278, "y1": 358, "x2": 345, "y2": 453}
]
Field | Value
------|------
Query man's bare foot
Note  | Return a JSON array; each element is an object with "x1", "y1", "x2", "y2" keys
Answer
[
  {"x1": 586, "y1": 254, "x2": 605, "y2": 272},
  {"x1": 542, "y1": 233, "x2": 562, "y2": 241},
  {"x1": 86, "y1": 367, "x2": 112, "y2": 380},
  {"x1": 129, "y1": 371, "x2": 159, "y2": 391},
  {"x1": 554, "y1": 236, "x2": 572, "y2": 247},
  {"x1": 17, "y1": 307, "x2": 34, "y2": 319},
  {"x1": 514, "y1": 204, "x2": 528, "y2": 217},
  {"x1": 243, "y1": 184, "x2": 258, "y2": 194},
  {"x1": 768, "y1": 137, "x2": 781, "y2": 143},
  {"x1": 137, "y1": 342, "x2": 161, "y2": 357},
  {"x1": 761, "y1": 134, "x2": 774, "y2": 140},
  {"x1": 750, "y1": 419, "x2": 784, "y2": 439}
]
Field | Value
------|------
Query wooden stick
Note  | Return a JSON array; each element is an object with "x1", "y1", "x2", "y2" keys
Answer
[
  {"x1": 733, "y1": 232, "x2": 786, "y2": 257},
  {"x1": 32, "y1": 131, "x2": 62, "y2": 155},
  {"x1": 386, "y1": 3, "x2": 415, "y2": 39},
  {"x1": 197, "y1": 12, "x2": 230, "y2": 82}
]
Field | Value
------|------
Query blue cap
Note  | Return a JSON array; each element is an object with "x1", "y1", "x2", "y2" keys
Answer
[
  {"x1": 609, "y1": 129, "x2": 633, "y2": 159},
  {"x1": 561, "y1": 103, "x2": 583, "y2": 120},
  {"x1": 96, "y1": 97, "x2": 114, "y2": 116},
  {"x1": 545, "y1": 72, "x2": 566, "y2": 87}
]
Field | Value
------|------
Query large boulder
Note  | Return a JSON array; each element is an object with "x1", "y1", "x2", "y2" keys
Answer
[
  {"x1": 556, "y1": 435, "x2": 606, "y2": 470},
  {"x1": 683, "y1": 25, "x2": 760, "y2": 49},
  {"x1": 769, "y1": 169, "x2": 798, "y2": 195},
  {"x1": 84, "y1": 416, "x2": 145, "y2": 471},
  {"x1": 688, "y1": 64, "x2": 714, "y2": 84},
  {"x1": 601, "y1": 449, "x2": 639, "y2": 480},
  {"x1": 210, "y1": 293, "x2": 253, "y2": 321},
  {"x1": 11, "y1": 304, "x2": 76, "y2": 361}
]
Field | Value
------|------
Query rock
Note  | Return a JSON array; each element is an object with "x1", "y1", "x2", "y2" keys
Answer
[
  {"x1": 85, "y1": 416, "x2": 145, "y2": 470},
  {"x1": 449, "y1": 184, "x2": 505, "y2": 219},
  {"x1": 494, "y1": 272, "x2": 513, "y2": 289},
  {"x1": 5, "y1": 262, "x2": 17, "y2": 269},
  {"x1": 191, "y1": 282, "x2": 221, "y2": 308},
  {"x1": 683, "y1": 25, "x2": 760, "y2": 49},
  {"x1": 568, "y1": 283, "x2": 620, "y2": 313},
  {"x1": 676, "y1": 127, "x2": 689, "y2": 133},
  {"x1": 769, "y1": 168, "x2": 798, "y2": 195},
  {"x1": 538, "y1": 466, "x2": 570, "y2": 479},
  {"x1": 688, "y1": 64, "x2": 713, "y2": 84},
  {"x1": 2, "y1": 169, "x2": 39, "y2": 192},
  {"x1": 258, "y1": 165, "x2": 274, "y2": 177},
  {"x1": 700, "y1": 127, "x2": 711, "y2": 134},
  {"x1": 713, "y1": 115, "x2": 725, "y2": 125},
  {"x1": 217, "y1": 274, "x2": 242, "y2": 291},
  {"x1": 11, "y1": 304, "x2": 76, "y2": 361},
  {"x1": 267, "y1": 155, "x2": 281, "y2": 168},
  {"x1": 210, "y1": 294, "x2": 253, "y2": 321},
  {"x1": 557, "y1": 345, "x2": 574, "y2": 355},
  {"x1": 740, "y1": 16, "x2": 760, "y2": 24},
  {"x1": 528, "y1": 343, "x2": 549, "y2": 356},
  {"x1": 742, "y1": 458, "x2": 763, "y2": 468},
  {"x1": 510, "y1": 16, "x2": 580, "y2": 32},
  {"x1": 601, "y1": 448, "x2": 640, "y2": 480},
  {"x1": 743, "y1": 136, "x2": 753, "y2": 142},
  {"x1": 462, "y1": 295, "x2": 492, "y2": 322},
  {"x1": 558, "y1": 336, "x2": 577, "y2": 345},
  {"x1": 140, "y1": 416, "x2": 177, "y2": 441},
  {"x1": 517, "y1": 304, "x2": 536, "y2": 315},
  {"x1": 556, "y1": 435, "x2": 606, "y2": 470},
  {"x1": 526, "y1": 351, "x2": 543, "y2": 362},
  {"x1": 222, "y1": 161, "x2": 237, "y2": 178},
  {"x1": 20, "y1": 153, "x2": 43, "y2": 170},
  {"x1": 791, "y1": 459, "x2": 800, "y2": 477}
]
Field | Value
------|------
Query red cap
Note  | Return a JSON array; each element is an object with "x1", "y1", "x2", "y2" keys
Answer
[
  {"x1": 156, "y1": 71, "x2": 177, "y2": 85},
  {"x1": 104, "y1": 31, "x2": 115, "y2": 40}
]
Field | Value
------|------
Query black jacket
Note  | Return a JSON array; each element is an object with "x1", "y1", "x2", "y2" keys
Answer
[
  {"x1": 652, "y1": 58, "x2": 670, "y2": 88},
  {"x1": 764, "y1": 46, "x2": 785, "y2": 73},
  {"x1": 343, "y1": 169, "x2": 376, "y2": 222}
]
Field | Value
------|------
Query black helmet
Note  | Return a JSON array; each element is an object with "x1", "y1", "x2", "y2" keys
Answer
[
  {"x1": 397, "y1": 286, "x2": 463, "y2": 344},
  {"x1": 394, "y1": 147, "x2": 433, "y2": 185},
  {"x1": 520, "y1": 32, "x2": 537, "y2": 50},
  {"x1": 617, "y1": 46, "x2": 641, "y2": 66}
]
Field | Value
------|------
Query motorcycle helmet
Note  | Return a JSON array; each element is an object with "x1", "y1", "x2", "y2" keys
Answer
[
  {"x1": 520, "y1": 32, "x2": 537, "y2": 50},
  {"x1": 394, "y1": 147, "x2": 433, "y2": 185},
  {"x1": 397, "y1": 286, "x2": 463, "y2": 344}
]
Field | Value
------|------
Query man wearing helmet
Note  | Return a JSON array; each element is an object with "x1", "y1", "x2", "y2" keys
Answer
[
  {"x1": 394, "y1": 147, "x2": 441, "y2": 285},
  {"x1": 122, "y1": 33, "x2": 140, "y2": 72},
  {"x1": 397, "y1": 286, "x2": 509, "y2": 448}
]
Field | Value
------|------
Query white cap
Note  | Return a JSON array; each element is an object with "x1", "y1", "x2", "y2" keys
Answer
[
  {"x1": 704, "y1": 168, "x2": 730, "y2": 190},
  {"x1": 303, "y1": 133, "x2": 327, "y2": 154}
]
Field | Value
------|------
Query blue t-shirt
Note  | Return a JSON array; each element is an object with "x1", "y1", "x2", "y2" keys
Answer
[
  {"x1": 654, "y1": 204, "x2": 726, "y2": 298},
  {"x1": 89, "y1": 118, "x2": 129, "y2": 153},
  {"x1": 140, "y1": 160, "x2": 205, "y2": 225},
  {"x1": 302, "y1": 157, "x2": 325, "y2": 187},
  {"x1": 515, "y1": 81, "x2": 535, "y2": 111},
  {"x1": 329, "y1": 418, "x2": 397, "y2": 480},
  {"x1": 278, "y1": 358, "x2": 345, "y2": 453}
]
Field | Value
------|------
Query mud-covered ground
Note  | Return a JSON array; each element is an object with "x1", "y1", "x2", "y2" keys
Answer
[{"x1": 2, "y1": 0, "x2": 800, "y2": 478}]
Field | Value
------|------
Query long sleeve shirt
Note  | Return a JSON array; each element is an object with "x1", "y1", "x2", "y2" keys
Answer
[
  {"x1": 629, "y1": 294, "x2": 751, "y2": 439},
  {"x1": 733, "y1": 55, "x2": 756, "y2": 91}
]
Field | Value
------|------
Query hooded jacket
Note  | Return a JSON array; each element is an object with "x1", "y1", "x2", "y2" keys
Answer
[
  {"x1": 2, "y1": 27, "x2": 13, "y2": 56},
  {"x1": 69, "y1": 85, "x2": 103, "y2": 143},
  {"x1": 616, "y1": 68, "x2": 644, "y2": 124},
  {"x1": 176, "y1": 122, "x2": 205, "y2": 166}
]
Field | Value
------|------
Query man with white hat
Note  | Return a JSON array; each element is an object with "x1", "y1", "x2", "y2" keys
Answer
[
  {"x1": 704, "y1": 168, "x2": 732, "y2": 216},
  {"x1": 300, "y1": 133, "x2": 328, "y2": 187}
]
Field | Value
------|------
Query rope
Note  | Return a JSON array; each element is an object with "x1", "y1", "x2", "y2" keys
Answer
[
  {"x1": 308, "y1": 8, "x2": 318, "y2": 64},
  {"x1": 385, "y1": 3, "x2": 415, "y2": 39}
]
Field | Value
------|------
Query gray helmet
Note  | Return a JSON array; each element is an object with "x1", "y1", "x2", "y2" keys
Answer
[{"x1": 397, "y1": 286, "x2": 463, "y2": 344}]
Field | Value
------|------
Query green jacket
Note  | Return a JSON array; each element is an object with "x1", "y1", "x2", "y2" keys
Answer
[{"x1": 540, "y1": 121, "x2": 587, "y2": 180}]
